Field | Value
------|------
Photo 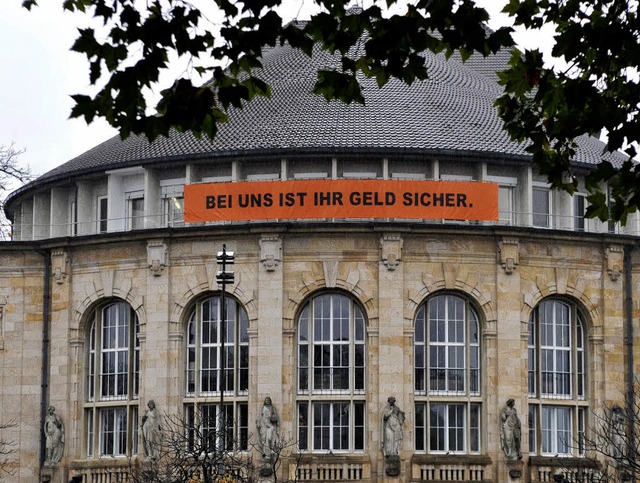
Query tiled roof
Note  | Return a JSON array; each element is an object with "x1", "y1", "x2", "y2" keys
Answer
[{"x1": 14, "y1": 39, "x2": 625, "y2": 195}]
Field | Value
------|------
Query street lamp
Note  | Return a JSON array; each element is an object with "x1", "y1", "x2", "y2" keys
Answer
[{"x1": 216, "y1": 244, "x2": 234, "y2": 451}]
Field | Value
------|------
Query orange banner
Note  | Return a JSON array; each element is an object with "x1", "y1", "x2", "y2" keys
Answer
[{"x1": 184, "y1": 179, "x2": 498, "y2": 222}]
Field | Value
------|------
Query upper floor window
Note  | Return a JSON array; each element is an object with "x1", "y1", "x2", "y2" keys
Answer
[
  {"x1": 498, "y1": 185, "x2": 515, "y2": 225},
  {"x1": 162, "y1": 184, "x2": 184, "y2": 227},
  {"x1": 70, "y1": 199, "x2": 78, "y2": 236},
  {"x1": 607, "y1": 187, "x2": 618, "y2": 234},
  {"x1": 528, "y1": 299, "x2": 587, "y2": 456},
  {"x1": 185, "y1": 294, "x2": 249, "y2": 451},
  {"x1": 297, "y1": 292, "x2": 366, "y2": 452},
  {"x1": 163, "y1": 195, "x2": 184, "y2": 227},
  {"x1": 414, "y1": 293, "x2": 481, "y2": 454},
  {"x1": 533, "y1": 187, "x2": 551, "y2": 228},
  {"x1": 97, "y1": 196, "x2": 108, "y2": 233},
  {"x1": 85, "y1": 301, "x2": 140, "y2": 457},
  {"x1": 573, "y1": 194, "x2": 586, "y2": 232},
  {"x1": 127, "y1": 197, "x2": 144, "y2": 230}
]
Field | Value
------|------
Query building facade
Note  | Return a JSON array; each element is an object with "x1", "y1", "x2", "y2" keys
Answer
[{"x1": 2, "y1": 38, "x2": 640, "y2": 483}]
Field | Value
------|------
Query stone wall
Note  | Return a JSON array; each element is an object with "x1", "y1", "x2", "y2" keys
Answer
[{"x1": 0, "y1": 224, "x2": 635, "y2": 482}]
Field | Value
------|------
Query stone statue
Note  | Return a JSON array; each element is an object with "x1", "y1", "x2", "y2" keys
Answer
[
  {"x1": 382, "y1": 396, "x2": 405, "y2": 457},
  {"x1": 142, "y1": 399, "x2": 161, "y2": 459},
  {"x1": 44, "y1": 406, "x2": 64, "y2": 464},
  {"x1": 610, "y1": 404, "x2": 625, "y2": 465},
  {"x1": 500, "y1": 398, "x2": 522, "y2": 460},
  {"x1": 257, "y1": 396, "x2": 279, "y2": 458}
]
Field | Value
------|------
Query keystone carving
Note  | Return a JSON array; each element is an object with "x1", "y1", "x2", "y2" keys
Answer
[
  {"x1": 51, "y1": 249, "x2": 69, "y2": 284},
  {"x1": 259, "y1": 235, "x2": 282, "y2": 271},
  {"x1": 381, "y1": 234, "x2": 403, "y2": 270},
  {"x1": 498, "y1": 238, "x2": 519, "y2": 275},
  {"x1": 147, "y1": 240, "x2": 168, "y2": 276},
  {"x1": 606, "y1": 245, "x2": 624, "y2": 282}
]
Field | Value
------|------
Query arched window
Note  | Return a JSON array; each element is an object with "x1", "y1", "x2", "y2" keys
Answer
[
  {"x1": 297, "y1": 293, "x2": 366, "y2": 452},
  {"x1": 414, "y1": 293, "x2": 481, "y2": 454},
  {"x1": 184, "y1": 294, "x2": 249, "y2": 451},
  {"x1": 85, "y1": 301, "x2": 140, "y2": 457},
  {"x1": 528, "y1": 299, "x2": 587, "y2": 456}
]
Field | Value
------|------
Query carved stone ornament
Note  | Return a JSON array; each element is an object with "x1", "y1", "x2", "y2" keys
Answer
[
  {"x1": 259, "y1": 235, "x2": 282, "y2": 271},
  {"x1": 44, "y1": 406, "x2": 64, "y2": 465},
  {"x1": 509, "y1": 469, "x2": 523, "y2": 479},
  {"x1": 500, "y1": 398, "x2": 522, "y2": 461},
  {"x1": 606, "y1": 245, "x2": 624, "y2": 282},
  {"x1": 51, "y1": 249, "x2": 69, "y2": 284},
  {"x1": 381, "y1": 234, "x2": 403, "y2": 270},
  {"x1": 498, "y1": 238, "x2": 519, "y2": 275},
  {"x1": 147, "y1": 240, "x2": 168, "y2": 276}
]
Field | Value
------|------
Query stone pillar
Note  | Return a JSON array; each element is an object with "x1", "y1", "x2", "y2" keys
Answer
[
  {"x1": 50, "y1": 187, "x2": 69, "y2": 238},
  {"x1": 48, "y1": 248, "x2": 71, "y2": 476},
  {"x1": 144, "y1": 168, "x2": 160, "y2": 229},
  {"x1": 143, "y1": 238, "x2": 171, "y2": 416},
  {"x1": 76, "y1": 181, "x2": 93, "y2": 235},
  {"x1": 377, "y1": 234, "x2": 406, "y2": 478},
  {"x1": 496, "y1": 237, "x2": 525, "y2": 481},
  {"x1": 255, "y1": 235, "x2": 284, "y2": 465}
]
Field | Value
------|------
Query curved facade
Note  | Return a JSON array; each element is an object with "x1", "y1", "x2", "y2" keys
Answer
[{"x1": 2, "y1": 40, "x2": 640, "y2": 483}]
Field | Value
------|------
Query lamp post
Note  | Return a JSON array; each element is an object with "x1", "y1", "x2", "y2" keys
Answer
[{"x1": 216, "y1": 244, "x2": 235, "y2": 452}]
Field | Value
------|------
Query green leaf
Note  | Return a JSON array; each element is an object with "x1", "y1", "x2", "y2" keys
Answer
[{"x1": 313, "y1": 70, "x2": 364, "y2": 104}]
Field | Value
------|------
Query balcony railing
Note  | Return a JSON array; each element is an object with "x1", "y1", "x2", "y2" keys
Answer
[{"x1": 290, "y1": 460, "x2": 370, "y2": 481}]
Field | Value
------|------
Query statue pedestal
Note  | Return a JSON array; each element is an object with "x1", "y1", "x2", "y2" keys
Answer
[
  {"x1": 384, "y1": 455, "x2": 401, "y2": 477},
  {"x1": 40, "y1": 466, "x2": 67, "y2": 483},
  {"x1": 505, "y1": 459, "x2": 524, "y2": 481},
  {"x1": 258, "y1": 455, "x2": 274, "y2": 478}
]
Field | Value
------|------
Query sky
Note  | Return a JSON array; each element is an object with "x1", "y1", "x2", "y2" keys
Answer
[{"x1": 0, "y1": 1, "x2": 552, "y2": 183}]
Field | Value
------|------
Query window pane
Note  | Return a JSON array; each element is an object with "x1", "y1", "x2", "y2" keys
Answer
[
  {"x1": 100, "y1": 408, "x2": 127, "y2": 456},
  {"x1": 533, "y1": 188, "x2": 550, "y2": 227},
  {"x1": 354, "y1": 402, "x2": 365, "y2": 450},
  {"x1": 415, "y1": 307, "x2": 425, "y2": 343},
  {"x1": 498, "y1": 185, "x2": 514, "y2": 224},
  {"x1": 298, "y1": 403, "x2": 308, "y2": 450},
  {"x1": 448, "y1": 405, "x2": 465, "y2": 452},
  {"x1": 354, "y1": 344, "x2": 365, "y2": 391},
  {"x1": 238, "y1": 403, "x2": 249, "y2": 450},
  {"x1": 313, "y1": 403, "x2": 330, "y2": 450},
  {"x1": 129, "y1": 198, "x2": 144, "y2": 230},
  {"x1": 297, "y1": 293, "x2": 367, "y2": 451},
  {"x1": 415, "y1": 345, "x2": 425, "y2": 392},
  {"x1": 332, "y1": 403, "x2": 349, "y2": 450},
  {"x1": 99, "y1": 197, "x2": 108, "y2": 233},
  {"x1": 425, "y1": 295, "x2": 476, "y2": 396},
  {"x1": 299, "y1": 307, "x2": 309, "y2": 342},
  {"x1": 415, "y1": 403, "x2": 426, "y2": 451},
  {"x1": 541, "y1": 406, "x2": 572, "y2": 455},
  {"x1": 529, "y1": 406, "x2": 537, "y2": 455},
  {"x1": 573, "y1": 194, "x2": 585, "y2": 231},
  {"x1": 298, "y1": 345, "x2": 309, "y2": 391},
  {"x1": 87, "y1": 409, "x2": 94, "y2": 456},
  {"x1": 556, "y1": 407, "x2": 572, "y2": 454},
  {"x1": 430, "y1": 404, "x2": 446, "y2": 452},
  {"x1": 470, "y1": 404, "x2": 480, "y2": 453},
  {"x1": 188, "y1": 296, "x2": 249, "y2": 398}
]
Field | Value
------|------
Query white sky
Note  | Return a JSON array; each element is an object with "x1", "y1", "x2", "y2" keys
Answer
[{"x1": 0, "y1": 1, "x2": 553, "y2": 182}]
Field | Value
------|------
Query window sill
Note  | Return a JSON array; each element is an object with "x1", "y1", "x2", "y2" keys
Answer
[
  {"x1": 411, "y1": 454, "x2": 492, "y2": 466},
  {"x1": 529, "y1": 455, "x2": 594, "y2": 468}
]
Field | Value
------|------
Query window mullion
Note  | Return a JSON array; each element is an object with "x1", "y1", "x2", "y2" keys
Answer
[
  {"x1": 94, "y1": 319, "x2": 101, "y2": 402},
  {"x1": 195, "y1": 306, "x2": 201, "y2": 396},
  {"x1": 128, "y1": 309, "x2": 134, "y2": 400}
]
